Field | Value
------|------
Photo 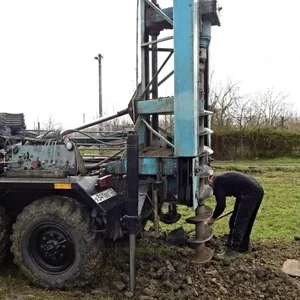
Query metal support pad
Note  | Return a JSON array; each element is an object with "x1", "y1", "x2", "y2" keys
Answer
[{"x1": 106, "y1": 157, "x2": 176, "y2": 176}]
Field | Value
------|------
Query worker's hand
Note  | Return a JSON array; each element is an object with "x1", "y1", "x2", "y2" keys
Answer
[{"x1": 207, "y1": 217, "x2": 215, "y2": 226}]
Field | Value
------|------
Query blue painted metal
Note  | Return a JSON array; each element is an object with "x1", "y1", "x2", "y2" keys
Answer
[
  {"x1": 106, "y1": 157, "x2": 176, "y2": 176},
  {"x1": 137, "y1": 97, "x2": 174, "y2": 115},
  {"x1": 173, "y1": 0, "x2": 199, "y2": 158},
  {"x1": 173, "y1": 0, "x2": 201, "y2": 208}
]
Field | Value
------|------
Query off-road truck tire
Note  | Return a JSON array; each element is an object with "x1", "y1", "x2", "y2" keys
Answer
[
  {"x1": 10, "y1": 196, "x2": 103, "y2": 288},
  {"x1": 0, "y1": 205, "x2": 10, "y2": 265}
]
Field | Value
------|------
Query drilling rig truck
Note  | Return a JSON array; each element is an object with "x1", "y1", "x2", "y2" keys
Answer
[{"x1": 0, "y1": 0, "x2": 221, "y2": 292}]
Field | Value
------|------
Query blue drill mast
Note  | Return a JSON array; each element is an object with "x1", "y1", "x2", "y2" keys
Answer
[{"x1": 106, "y1": 0, "x2": 221, "y2": 263}]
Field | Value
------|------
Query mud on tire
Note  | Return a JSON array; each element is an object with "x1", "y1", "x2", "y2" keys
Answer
[
  {"x1": 10, "y1": 196, "x2": 103, "y2": 289},
  {"x1": 0, "y1": 205, "x2": 10, "y2": 265}
]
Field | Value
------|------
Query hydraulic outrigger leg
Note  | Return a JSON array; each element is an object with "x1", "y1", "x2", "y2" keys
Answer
[{"x1": 123, "y1": 132, "x2": 140, "y2": 292}]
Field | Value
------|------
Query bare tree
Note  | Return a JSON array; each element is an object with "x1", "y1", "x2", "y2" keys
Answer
[
  {"x1": 255, "y1": 89, "x2": 295, "y2": 127},
  {"x1": 42, "y1": 115, "x2": 62, "y2": 131},
  {"x1": 210, "y1": 79, "x2": 297, "y2": 130},
  {"x1": 229, "y1": 96, "x2": 258, "y2": 130},
  {"x1": 210, "y1": 79, "x2": 242, "y2": 128}
]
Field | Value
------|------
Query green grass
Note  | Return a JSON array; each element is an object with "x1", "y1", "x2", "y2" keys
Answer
[
  {"x1": 212, "y1": 157, "x2": 300, "y2": 174},
  {"x1": 155, "y1": 158, "x2": 300, "y2": 244},
  {"x1": 215, "y1": 157, "x2": 300, "y2": 165}
]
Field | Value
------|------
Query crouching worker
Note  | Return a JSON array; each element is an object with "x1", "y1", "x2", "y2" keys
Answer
[{"x1": 207, "y1": 171, "x2": 264, "y2": 260}]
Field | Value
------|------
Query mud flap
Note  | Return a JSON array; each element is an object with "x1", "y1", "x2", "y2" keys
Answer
[{"x1": 75, "y1": 176, "x2": 123, "y2": 214}]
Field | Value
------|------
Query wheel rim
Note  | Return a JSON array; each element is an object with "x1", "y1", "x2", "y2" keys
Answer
[{"x1": 28, "y1": 222, "x2": 75, "y2": 275}]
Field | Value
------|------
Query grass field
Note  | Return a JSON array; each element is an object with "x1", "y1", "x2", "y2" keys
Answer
[
  {"x1": 213, "y1": 157, "x2": 300, "y2": 242},
  {"x1": 0, "y1": 157, "x2": 300, "y2": 299},
  {"x1": 158, "y1": 157, "x2": 300, "y2": 243}
]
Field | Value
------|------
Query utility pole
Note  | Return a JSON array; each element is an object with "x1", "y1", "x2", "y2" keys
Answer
[{"x1": 94, "y1": 53, "x2": 103, "y2": 118}]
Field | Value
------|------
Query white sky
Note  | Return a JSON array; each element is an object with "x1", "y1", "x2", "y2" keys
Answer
[{"x1": 0, "y1": 0, "x2": 299, "y2": 129}]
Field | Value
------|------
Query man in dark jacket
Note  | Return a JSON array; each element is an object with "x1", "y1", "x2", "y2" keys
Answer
[{"x1": 207, "y1": 171, "x2": 264, "y2": 260}]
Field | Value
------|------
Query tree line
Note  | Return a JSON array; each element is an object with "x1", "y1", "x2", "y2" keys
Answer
[
  {"x1": 38, "y1": 79, "x2": 298, "y2": 134},
  {"x1": 211, "y1": 79, "x2": 298, "y2": 131}
]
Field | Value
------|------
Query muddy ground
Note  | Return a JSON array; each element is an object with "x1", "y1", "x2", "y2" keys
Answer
[{"x1": 1, "y1": 233, "x2": 300, "y2": 300}]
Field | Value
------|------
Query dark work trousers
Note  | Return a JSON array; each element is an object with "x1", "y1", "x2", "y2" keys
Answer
[{"x1": 226, "y1": 185, "x2": 264, "y2": 252}]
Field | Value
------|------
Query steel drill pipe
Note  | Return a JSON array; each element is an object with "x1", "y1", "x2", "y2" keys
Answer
[{"x1": 64, "y1": 108, "x2": 129, "y2": 133}]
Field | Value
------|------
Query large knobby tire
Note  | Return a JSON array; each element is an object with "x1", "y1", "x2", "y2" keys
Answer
[
  {"x1": 0, "y1": 205, "x2": 10, "y2": 265},
  {"x1": 10, "y1": 196, "x2": 103, "y2": 289}
]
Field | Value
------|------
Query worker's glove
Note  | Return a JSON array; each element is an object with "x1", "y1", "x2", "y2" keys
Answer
[{"x1": 207, "y1": 217, "x2": 215, "y2": 226}]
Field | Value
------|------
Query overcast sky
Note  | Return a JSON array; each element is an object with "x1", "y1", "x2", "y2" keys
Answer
[{"x1": 0, "y1": 0, "x2": 299, "y2": 130}]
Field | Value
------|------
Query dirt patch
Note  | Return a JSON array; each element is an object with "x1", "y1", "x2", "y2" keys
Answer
[
  {"x1": 91, "y1": 234, "x2": 300, "y2": 300},
  {"x1": 1, "y1": 235, "x2": 300, "y2": 300},
  {"x1": 140, "y1": 147, "x2": 173, "y2": 157}
]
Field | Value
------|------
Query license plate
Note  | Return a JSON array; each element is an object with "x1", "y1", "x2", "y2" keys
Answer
[{"x1": 92, "y1": 188, "x2": 117, "y2": 204}]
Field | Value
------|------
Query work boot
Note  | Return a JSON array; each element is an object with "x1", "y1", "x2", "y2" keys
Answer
[{"x1": 214, "y1": 247, "x2": 237, "y2": 261}]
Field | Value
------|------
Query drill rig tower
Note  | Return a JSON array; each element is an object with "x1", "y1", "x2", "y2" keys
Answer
[{"x1": 105, "y1": 0, "x2": 221, "y2": 263}]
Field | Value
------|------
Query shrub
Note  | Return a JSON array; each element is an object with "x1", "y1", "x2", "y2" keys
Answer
[{"x1": 211, "y1": 127, "x2": 300, "y2": 160}]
